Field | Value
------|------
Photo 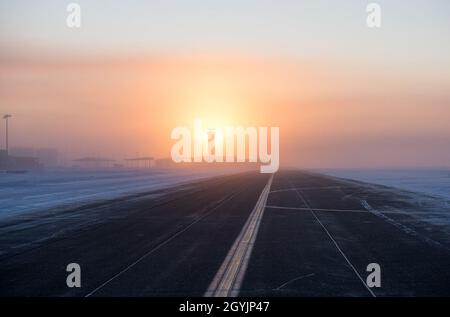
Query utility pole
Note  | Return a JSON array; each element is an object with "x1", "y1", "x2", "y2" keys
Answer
[{"x1": 3, "y1": 114, "x2": 12, "y2": 155}]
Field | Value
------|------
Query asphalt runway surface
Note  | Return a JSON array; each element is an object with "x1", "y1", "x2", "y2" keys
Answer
[{"x1": 1, "y1": 170, "x2": 450, "y2": 296}]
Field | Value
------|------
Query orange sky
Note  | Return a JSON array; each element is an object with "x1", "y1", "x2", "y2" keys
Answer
[
  {"x1": 1, "y1": 1, "x2": 450, "y2": 168},
  {"x1": 1, "y1": 53, "x2": 449, "y2": 168}
]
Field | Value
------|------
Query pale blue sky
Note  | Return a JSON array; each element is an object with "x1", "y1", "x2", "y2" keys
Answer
[{"x1": 1, "y1": 0, "x2": 449, "y2": 67}]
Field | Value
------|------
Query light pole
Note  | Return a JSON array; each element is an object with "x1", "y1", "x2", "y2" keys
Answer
[{"x1": 3, "y1": 114, "x2": 12, "y2": 155}]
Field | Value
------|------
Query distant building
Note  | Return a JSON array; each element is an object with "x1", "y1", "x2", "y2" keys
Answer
[
  {"x1": 10, "y1": 156, "x2": 41, "y2": 170},
  {"x1": 10, "y1": 147, "x2": 59, "y2": 167},
  {"x1": 0, "y1": 149, "x2": 9, "y2": 169},
  {"x1": 125, "y1": 157, "x2": 154, "y2": 169},
  {"x1": 155, "y1": 158, "x2": 177, "y2": 169},
  {"x1": 0, "y1": 149, "x2": 42, "y2": 171},
  {"x1": 10, "y1": 147, "x2": 34, "y2": 157},
  {"x1": 35, "y1": 148, "x2": 58, "y2": 167},
  {"x1": 73, "y1": 157, "x2": 115, "y2": 169}
]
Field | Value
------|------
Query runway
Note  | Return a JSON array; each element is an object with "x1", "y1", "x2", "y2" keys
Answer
[{"x1": 1, "y1": 170, "x2": 449, "y2": 296}]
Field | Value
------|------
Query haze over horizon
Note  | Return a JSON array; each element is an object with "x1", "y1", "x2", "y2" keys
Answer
[{"x1": 1, "y1": 0, "x2": 449, "y2": 168}]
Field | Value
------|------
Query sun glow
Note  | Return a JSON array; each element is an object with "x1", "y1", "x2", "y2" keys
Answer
[{"x1": 171, "y1": 119, "x2": 280, "y2": 173}]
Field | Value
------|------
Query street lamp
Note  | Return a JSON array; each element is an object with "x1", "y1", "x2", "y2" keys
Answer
[{"x1": 3, "y1": 114, "x2": 12, "y2": 155}]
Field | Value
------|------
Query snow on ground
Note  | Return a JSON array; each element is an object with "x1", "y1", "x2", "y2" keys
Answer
[
  {"x1": 0, "y1": 168, "x2": 231, "y2": 219},
  {"x1": 316, "y1": 169, "x2": 450, "y2": 201},
  {"x1": 316, "y1": 169, "x2": 450, "y2": 229}
]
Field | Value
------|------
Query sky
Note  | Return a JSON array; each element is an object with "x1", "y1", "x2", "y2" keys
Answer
[{"x1": 0, "y1": 0, "x2": 449, "y2": 168}]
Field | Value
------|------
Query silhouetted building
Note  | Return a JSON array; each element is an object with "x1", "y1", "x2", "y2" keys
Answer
[
  {"x1": 155, "y1": 158, "x2": 176, "y2": 168},
  {"x1": 10, "y1": 147, "x2": 59, "y2": 167},
  {"x1": 125, "y1": 157, "x2": 154, "y2": 169},
  {"x1": 11, "y1": 156, "x2": 41, "y2": 170},
  {"x1": 0, "y1": 149, "x2": 42, "y2": 170},
  {"x1": 73, "y1": 157, "x2": 115, "y2": 168},
  {"x1": 0, "y1": 149, "x2": 9, "y2": 169},
  {"x1": 10, "y1": 147, "x2": 34, "y2": 157},
  {"x1": 36, "y1": 148, "x2": 58, "y2": 167}
]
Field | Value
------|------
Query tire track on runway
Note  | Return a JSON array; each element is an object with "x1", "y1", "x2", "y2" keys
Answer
[
  {"x1": 360, "y1": 199, "x2": 449, "y2": 252},
  {"x1": 288, "y1": 176, "x2": 376, "y2": 297},
  {"x1": 0, "y1": 175, "x2": 237, "y2": 262},
  {"x1": 85, "y1": 186, "x2": 244, "y2": 297}
]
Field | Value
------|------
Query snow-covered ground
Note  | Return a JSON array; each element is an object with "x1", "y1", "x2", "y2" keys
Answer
[
  {"x1": 2, "y1": 167, "x2": 449, "y2": 222},
  {"x1": 317, "y1": 169, "x2": 450, "y2": 200},
  {"x1": 0, "y1": 168, "x2": 231, "y2": 219},
  {"x1": 315, "y1": 168, "x2": 450, "y2": 233}
]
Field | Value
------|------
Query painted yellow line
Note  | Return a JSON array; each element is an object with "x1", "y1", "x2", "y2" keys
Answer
[{"x1": 205, "y1": 174, "x2": 274, "y2": 297}]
